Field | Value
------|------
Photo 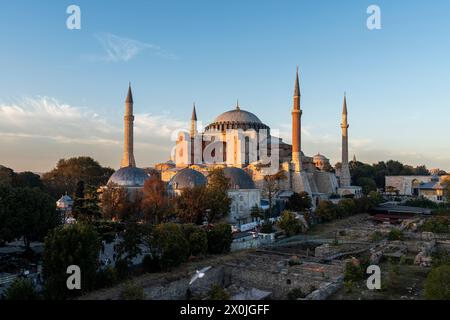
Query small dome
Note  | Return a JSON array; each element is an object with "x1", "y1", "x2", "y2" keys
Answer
[
  {"x1": 57, "y1": 195, "x2": 73, "y2": 208},
  {"x1": 168, "y1": 168, "x2": 207, "y2": 190},
  {"x1": 108, "y1": 167, "x2": 150, "y2": 187},
  {"x1": 313, "y1": 153, "x2": 328, "y2": 161},
  {"x1": 223, "y1": 167, "x2": 255, "y2": 189}
]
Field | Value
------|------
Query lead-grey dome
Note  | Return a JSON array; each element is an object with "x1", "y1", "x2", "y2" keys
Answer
[
  {"x1": 223, "y1": 167, "x2": 255, "y2": 190},
  {"x1": 168, "y1": 168, "x2": 207, "y2": 190},
  {"x1": 205, "y1": 107, "x2": 269, "y2": 132},
  {"x1": 108, "y1": 167, "x2": 150, "y2": 187}
]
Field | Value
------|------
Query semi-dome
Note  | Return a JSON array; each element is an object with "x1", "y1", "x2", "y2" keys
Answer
[
  {"x1": 223, "y1": 167, "x2": 255, "y2": 190},
  {"x1": 108, "y1": 167, "x2": 150, "y2": 187},
  {"x1": 168, "y1": 168, "x2": 207, "y2": 190},
  {"x1": 205, "y1": 106, "x2": 269, "y2": 132}
]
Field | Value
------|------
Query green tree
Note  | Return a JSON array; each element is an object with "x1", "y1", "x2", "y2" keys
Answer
[
  {"x1": 73, "y1": 184, "x2": 102, "y2": 222},
  {"x1": 101, "y1": 183, "x2": 134, "y2": 221},
  {"x1": 150, "y1": 223, "x2": 189, "y2": 270},
  {"x1": 250, "y1": 205, "x2": 264, "y2": 221},
  {"x1": 183, "y1": 224, "x2": 208, "y2": 257},
  {"x1": 42, "y1": 157, "x2": 114, "y2": 198},
  {"x1": 175, "y1": 186, "x2": 208, "y2": 225},
  {"x1": 424, "y1": 265, "x2": 450, "y2": 300},
  {"x1": 0, "y1": 185, "x2": 60, "y2": 248},
  {"x1": 315, "y1": 200, "x2": 339, "y2": 222},
  {"x1": 43, "y1": 223, "x2": 101, "y2": 299},
  {"x1": 205, "y1": 168, "x2": 232, "y2": 223},
  {"x1": 4, "y1": 278, "x2": 40, "y2": 300},
  {"x1": 368, "y1": 191, "x2": 384, "y2": 206},
  {"x1": 117, "y1": 222, "x2": 147, "y2": 264},
  {"x1": 337, "y1": 198, "x2": 357, "y2": 217},
  {"x1": 287, "y1": 192, "x2": 312, "y2": 212},
  {"x1": 356, "y1": 177, "x2": 377, "y2": 195},
  {"x1": 0, "y1": 165, "x2": 15, "y2": 185},
  {"x1": 260, "y1": 221, "x2": 274, "y2": 234},
  {"x1": 18, "y1": 187, "x2": 60, "y2": 248},
  {"x1": 207, "y1": 223, "x2": 232, "y2": 255},
  {"x1": 263, "y1": 170, "x2": 287, "y2": 216},
  {"x1": 13, "y1": 171, "x2": 44, "y2": 189},
  {"x1": 141, "y1": 176, "x2": 171, "y2": 224},
  {"x1": 278, "y1": 210, "x2": 303, "y2": 236}
]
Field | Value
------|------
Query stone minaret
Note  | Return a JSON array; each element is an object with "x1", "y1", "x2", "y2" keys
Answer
[
  {"x1": 292, "y1": 67, "x2": 302, "y2": 172},
  {"x1": 120, "y1": 83, "x2": 136, "y2": 168},
  {"x1": 340, "y1": 94, "x2": 351, "y2": 186},
  {"x1": 190, "y1": 103, "x2": 198, "y2": 137}
]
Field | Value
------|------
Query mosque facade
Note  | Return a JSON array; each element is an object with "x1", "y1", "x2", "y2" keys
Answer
[{"x1": 108, "y1": 70, "x2": 362, "y2": 225}]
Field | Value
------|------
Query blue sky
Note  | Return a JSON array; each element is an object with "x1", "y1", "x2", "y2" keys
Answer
[{"x1": 0, "y1": 0, "x2": 449, "y2": 172}]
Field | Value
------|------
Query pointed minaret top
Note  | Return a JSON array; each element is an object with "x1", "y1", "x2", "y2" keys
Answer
[
  {"x1": 353, "y1": 154, "x2": 357, "y2": 162},
  {"x1": 191, "y1": 103, "x2": 197, "y2": 121},
  {"x1": 126, "y1": 83, "x2": 133, "y2": 103},
  {"x1": 236, "y1": 99, "x2": 240, "y2": 110},
  {"x1": 342, "y1": 93, "x2": 348, "y2": 115},
  {"x1": 294, "y1": 66, "x2": 301, "y2": 97}
]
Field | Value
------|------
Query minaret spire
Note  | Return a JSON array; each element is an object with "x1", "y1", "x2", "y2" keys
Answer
[
  {"x1": 121, "y1": 83, "x2": 136, "y2": 168},
  {"x1": 126, "y1": 82, "x2": 133, "y2": 103},
  {"x1": 190, "y1": 102, "x2": 198, "y2": 137},
  {"x1": 294, "y1": 66, "x2": 301, "y2": 98},
  {"x1": 292, "y1": 67, "x2": 302, "y2": 172},
  {"x1": 340, "y1": 93, "x2": 351, "y2": 187}
]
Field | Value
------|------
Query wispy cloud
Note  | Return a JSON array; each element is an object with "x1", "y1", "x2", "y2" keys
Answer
[
  {"x1": 87, "y1": 33, "x2": 177, "y2": 62},
  {"x1": 0, "y1": 97, "x2": 186, "y2": 147}
]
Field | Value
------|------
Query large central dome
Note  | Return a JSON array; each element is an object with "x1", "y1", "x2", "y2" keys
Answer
[{"x1": 205, "y1": 106, "x2": 269, "y2": 132}]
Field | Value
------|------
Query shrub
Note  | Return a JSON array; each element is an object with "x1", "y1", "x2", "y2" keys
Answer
[
  {"x1": 260, "y1": 221, "x2": 274, "y2": 234},
  {"x1": 424, "y1": 265, "x2": 450, "y2": 300},
  {"x1": 404, "y1": 198, "x2": 438, "y2": 209},
  {"x1": 354, "y1": 197, "x2": 372, "y2": 213},
  {"x1": 115, "y1": 259, "x2": 130, "y2": 280},
  {"x1": 287, "y1": 288, "x2": 306, "y2": 300},
  {"x1": 420, "y1": 217, "x2": 450, "y2": 234},
  {"x1": 120, "y1": 281, "x2": 145, "y2": 300},
  {"x1": 337, "y1": 199, "x2": 357, "y2": 217},
  {"x1": 431, "y1": 249, "x2": 450, "y2": 268},
  {"x1": 142, "y1": 254, "x2": 161, "y2": 273},
  {"x1": 207, "y1": 224, "x2": 232, "y2": 255},
  {"x1": 4, "y1": 278, "x2": 40, "y2": 300},
  {"x1": 208, "y1": 284, "x2": 230, "y2": 300},
  {"x1": 95, "y1": 266, "x2": 118, "y2": 289},
  {"x1": 344, "y1": 261, "x2": 364, "y2": 282},
  {"x1": 344, "y1": 280, "x2": 354, "y2": 293},
  {"x1": 388, "y1": 229, "x2": 405, "y2": 241},
  {"x1": 315, "y1": 201, "x2": 339, "y2": 222},
  {"x1": 370, "y1": 231, "x2": 385, "y2": 242},
  {"x1": 278, "y1": 211, "x2": 303, "y2": 236}
]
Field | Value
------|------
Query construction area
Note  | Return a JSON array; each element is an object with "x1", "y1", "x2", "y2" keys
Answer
[{"x1": 81, "y1": 213, "x2": 450, "y2": 300}]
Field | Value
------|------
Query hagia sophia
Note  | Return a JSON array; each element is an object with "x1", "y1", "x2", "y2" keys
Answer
[{"x1": 107, "y1": 70, "x2": 362, "y2": 225}]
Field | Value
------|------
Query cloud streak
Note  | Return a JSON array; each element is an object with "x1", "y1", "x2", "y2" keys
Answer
[
  {"x1": 0, "y1": 96, "x2": 187, "y2": 149},
  {"x1": 90, "y1": 33, "x2": 177, "y2": 62}
]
